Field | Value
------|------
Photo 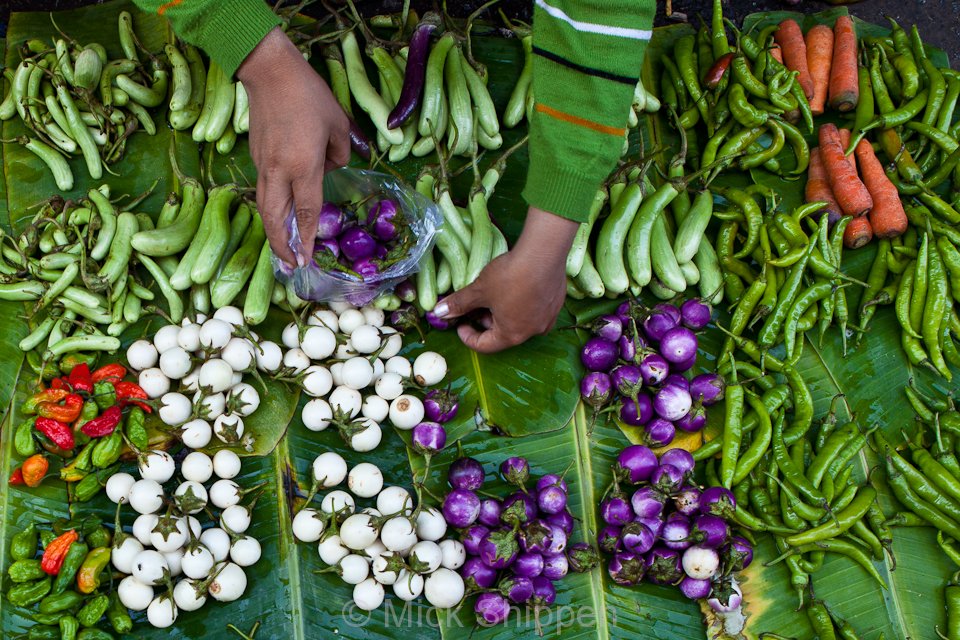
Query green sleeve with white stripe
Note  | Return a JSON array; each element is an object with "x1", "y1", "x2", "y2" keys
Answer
[{"x1": 522, "y1": 0, "x2": 655, "y2": 223}]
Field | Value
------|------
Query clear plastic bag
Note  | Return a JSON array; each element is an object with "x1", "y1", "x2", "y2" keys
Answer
[{"x1": 272, "y1": 167, "x2": 442, "y2": 306}]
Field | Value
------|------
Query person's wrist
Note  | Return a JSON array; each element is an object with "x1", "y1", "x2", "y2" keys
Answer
[{"x1": 514, "y1": 206, "x2": 579, "y2": 264}]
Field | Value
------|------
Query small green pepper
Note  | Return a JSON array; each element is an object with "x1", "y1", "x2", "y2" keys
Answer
[
  {"x1": 40, "y1": 529, "x2": 58, "y2": 549},
  {"x1": 52, "y1": 541, "x2": 88, "y2": 595},
  {"x1": 106, "y1": 594, "x2": 133, "y2": 634},
  {"x1": 85, "y1": 526, "x2": 111, "y2": 550},
  {"x1": 76, "y1": 547, "x2": 111, "y2": 594},
  {"x1": 11, "y1": 522, "x2": 39, "y2": 560},
  {"x1": 73, "y1": 473, "x2": 103, "y2": 503},
  {"x1": 60, "y1": 442, "x2": 96, "y2": 483},
  {"x1": 39, "y1": 589, "x2": 85, "y2": 614},
  {"x1": 15, "y1": 417, "x2": 37, "y2": 457},
  {"x1": 58, "y1": 352, "x2": 98, "y2": 375},
  {"x1": 60, "y1": 615, "x2": 81, "y2": 640},
  {"x1": 26, "y1": 625, "x2": 60, "y2": 640},
  {"x1": 7, "y1": 576, "x2": 52, "y2": 607},
  {"x1": 77, "y1": 629, "x2": 115, "y2": 640},
  {"x1": 76, "y1": 593, "x2": 110, "y2": 627},
  {"x1": 91, "y1": 430, "x2": 122, "y2": 469},
  {"x1": 124, "y1": 406, "x2": 148, "y2": 452},
  {"x1": 91, "y1": 381, "x2": 115, "y2": 411},
  {"x1": 30, "y1": 611, "x2": 64, "y2": 625},
  {"x1": 7, "y1": 558, "x2": 46, "y2": 582}
]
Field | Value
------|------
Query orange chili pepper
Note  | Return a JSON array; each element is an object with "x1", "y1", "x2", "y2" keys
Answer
[
  {"x1": 93, "y1": 363, "x2": 127, "y2": 384},
  {"x1": 21, "y1": 454, "x2": 50, "y2": 488},
  {"x1": 37, "y1": 394, "x2": 84, "y2": 424},
  {"x1": 23, "y1": 389, "x2": 70, "y2": 415}
]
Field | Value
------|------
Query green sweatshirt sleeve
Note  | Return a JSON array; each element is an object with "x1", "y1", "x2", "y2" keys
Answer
[
  {"x1": 521, "y1": 0, "x2": 655, "y2": 223},
  {"x1": 131, "y1": 0, "x2": 282, "y2": 78}
]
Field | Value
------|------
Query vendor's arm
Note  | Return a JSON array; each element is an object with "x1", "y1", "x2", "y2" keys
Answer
[
  {"x1": 132, "y1": 0, "x2": 350, "y2": 266},
  {"x1": 436, "y1": 0, "x2": 655, "y2": 353}
]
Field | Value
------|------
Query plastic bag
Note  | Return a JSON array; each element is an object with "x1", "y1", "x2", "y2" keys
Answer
[{"x1": 272, "y1": 167, "x2": 442, "y2": 306}]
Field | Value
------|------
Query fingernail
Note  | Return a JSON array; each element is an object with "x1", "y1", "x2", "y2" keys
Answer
[{"x1": 433, "y1": 301, "x2": 449, "y2": 318}]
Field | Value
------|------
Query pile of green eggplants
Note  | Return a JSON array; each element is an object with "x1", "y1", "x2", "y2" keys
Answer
[
  {"x1": 0, "y1": 11, "x2": 169, "y2": 190},
  {"x1": 0, "y1": 176, "x2": 300, "y2": 375}
]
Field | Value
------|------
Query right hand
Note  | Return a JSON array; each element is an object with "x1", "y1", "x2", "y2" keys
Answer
[{"x1": 237, "y1": 27, "x2": 351, "y2": 267}]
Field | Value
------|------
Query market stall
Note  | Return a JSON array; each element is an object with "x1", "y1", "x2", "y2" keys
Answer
[{"x1": 0, "y1": 1, "x2": 958, "y2": 638}]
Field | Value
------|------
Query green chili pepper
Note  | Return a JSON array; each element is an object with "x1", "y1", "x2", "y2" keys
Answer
[
  {"x1": 26, "y1": 626, "x2": 60, "y2": 640},
  {"x1": 8, "y1": 576, "x2": 53, "y2": 607},
  {"x1": 773, "y1": 401, "x2": 824, "y2": 504},
  {"x1": 945, "y1": 584, "x2": 960, "y2": 640},
  {"x1": 60, "y1": 615, "x2": 80, "y2": 640},
  {"x1": 922, "y1": 240, "x2": 952, "y2": 378},
  {"x1": 76, "y1": 593, "x2": 110, "y2": 627},
  {"x1": 7, "y1": 558, "x2": 47, "y2": 582},
  {"x1": 719, "y1": 370, "x2": 745, "y2": 490},
  {"x1": 39, "y1": 589, "x2": 84, "y2": 614},
  {"x1": 910, "y1": 237, "x2": 929, "y2": 335},
  {"x1": 51, "y1": 540, "x2": 88, "y2": 595},
  {"x1": 106, "y1": 593, "x2": 133, "y2": 634},
  {"x1": 124, "y1": 406, "x2": 149, "y2": 452},
  {"x1": 758, "y1": 235, "x2": 819, "y2": 348}
]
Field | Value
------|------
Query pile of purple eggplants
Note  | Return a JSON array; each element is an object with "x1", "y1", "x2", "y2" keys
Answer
[
  {"x1": 600, "y1": 443, "x2": 752, "y2": 613},
  {"x1": 580, "y1": 298, "x2": 726, "y2": 447},
  {"x1": 440, "y1": 455, "x2": 599, "y2": 625},
  {"x1": 312, "y1": 197, "x2": 411, "y2": 280}
]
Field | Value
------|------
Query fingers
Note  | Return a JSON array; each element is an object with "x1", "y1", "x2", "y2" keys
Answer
[
  {"x1": 257, "y1": 172, "x2": 297, "y2": 267},
  {"x1": 456, "y1": 323, "x2": 522, "y2": 354},
  {"x1": 290, "y1": 165, "x2": 327, "y2": 265},
  {"x1": 434, "y1": 282, "x2": 485, "y2": 319},
  {"x1": 325, "y1": 118, "x2": 352, "y2": 171}
]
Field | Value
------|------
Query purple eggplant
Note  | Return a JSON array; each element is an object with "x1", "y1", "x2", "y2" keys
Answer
[
  {"x1": 654, "y1": 384, "x2": 692, "y2": 421},
  {"x1": 672, "y1": 352, "x2": 698, "y2": 372},
  {"x1": 601, "y1": 494, "x2": 633, "y2": 526},
  {"x1": 500, "y1": 457, "x2": 530, "y2": 487},
  {"x1": 537, "y1": 485, "x2": 568, "y2": 515},
  {"x1": 597, "y1": 525, "x2": 623, "y2": 555},
  {"x1": 581, "y1": 372, "x2": 614, "y2": 409},
  {"x1": 518, "y1": 520, "x2": 553, "y2": 555},
  {"x1": 643, "y1": 306, "x2": 680, "y2": 341},
  {"x1": 462, "y1": 557, "x2": 498, "y2": 589},
  {"x1": 500, "y1": 492, "x2": 537, "y2": 526},
  {"x1": 630, "y1": 486, "x2": 666, "y2": 520},
  {"x1": 531, "y1": 576, "x2": 556, "y2": 605},
  {"x1": 659, "y1": 448, "x2": 695, "y2": 476},
  {"x1": 567, "y1": 542, "x2": 600, "y2": 573},
  {"x1": 387, "y1": 15, "x2": 439, "y2": 129},
  {"x1": 689, "y1": 373, "x2": 726, "y2": 405},
  {"x1": 460, "y1": 524, "x2": 490, "y2": 556},
  {"x1": 545, "y1": 510, "x2": 575, "y2": 536},
  {"x1": 352, "y1": 258, "x2": 380, "y2": 280},
  {"x1": 442, "y1": 489, "x2": 481, "y2": 528},
  {"x1": 479, "y1": 528, "x2": 519, "y2": 569},
  {"x1": 474, "y1": 592, "x2": 511, "y2": 625},
  {"x1": 581, "y1": 337, "x2": 618, "y2": 372},
  {"x1": 651, "y1": 463, "x2": 685, "y2": 494},
  {"x1": 674, "y1": 404, "x2": 707, "y2": 432},
  {"x1": 615, "y1": 444, "x2": 658, "y2": 483},
  {"x1": 314, "y1": 237, "x2": 340, "y2": 258},
  {"x1": 663, "y1": 373, "x2": 690, "y2": 392},
  {"x1": 615, "y1": 300, "x2": 634, "y2": 325},
  {"x1": 498, "y1": 575, "x2": 534, "y2": 603},
  {"x1": 680, "y1": 298, "x2": 712, "y2": 330},
  {"x1": 620, "y1": 521, "x2": 655, "y2": 555},
  {"x1": 611, "y1": 364, "x2": 643, "y2": 396},
  {"x1": 348, "y1": 119, "x2": 372, "y2": 160},
  {"x1": 618, "y1": 334, "x2": 639, "y2": 362},
  {"x1": 619, "y1": 393, "x2": 654, "y2": 427},
  {"x1": 636, "y1": 516, "x2": 663, "y2": 538},
  {"x1": 448, "y1": 456, "x2": 484, "y2": 491},
  {"x1": 315, "y1": 203, "x2": 345, "y2": 240},
  {"x1": 544, "y1": 524, "x2": 568, "y2": 555},
  {"x1": 699, "y1": 486, "x2": 737, "y2": 519},
  {"x1": 679, "y1": 575, "x2": 712, "y2": 599},
  {"x1": 412, "y1": 421, "x2": 446, "y2": 454},
  {"x1": 707, "y1": 577, "x2": 742, "y2": 613},
  {"x1": 645, "y1": 546, "x2": 684, "y2": 585},
  {"x1": 512, "y1": 552, "x2": 544, "y2": 578},
  {"x1": 541, "y1": 553, "x2": 569, "y2": 580},
  {"x1": 339, "y1": 226, "x2": 377, "y2": 261},
  {"x1": 535, "y1": 474, "x2": 569, "y2": 494},
  {"x1": 638, "y1": 352, "x2": 670, "y2": 386},
  {"x1": 592, "y1": 314, "x2": 624, "y2": 342},
  {"x1": 424, "y1": 388, "x2": 460, "y2": 423},
  {"x1": 673, "y1": 485, "x2": 701, "y2": 516},
  {"x1": 477, "y1": 498, "x2": 502, "y2": 528},
  {"x1": 608, "y1": 552, "x2": 645, "y2": 586},
  {"x1": 643, "y1": 418, "x2": 676, "y2": 448},
  {"x1": 395, "y1": 278, "x2": 416, "y2": 302},
  {"x1": 723, "y1": 536, "x2": 754, "y2": 571},
  {"x1": 661, "y1": 513, "x2": 692, "y2": 550},
  {"x1": 425, "y1": 308, "x2": 451, "y2": 330},
  {"x1": 370, "y1": 199, "x2": 399, "y2": 242},
  {"x1": 692, "y1": 514, "x2": 729, "y2": 549}
]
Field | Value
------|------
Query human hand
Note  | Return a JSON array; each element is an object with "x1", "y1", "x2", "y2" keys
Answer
[
  {"x1": 238, "y1": 27, "x2": 351, "y2": 267},
  {"x1": 433, "y1": 207, "x2": 579, "y2": 353}
]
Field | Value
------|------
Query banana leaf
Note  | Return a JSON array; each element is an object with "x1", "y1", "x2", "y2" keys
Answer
[{"x1": 1, "y1": 3, "x2": 958, "y2": 639}]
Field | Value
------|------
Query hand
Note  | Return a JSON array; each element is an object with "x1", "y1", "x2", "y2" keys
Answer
[
  {"x1": 238, "y1": 27, "x2": 351, "y2": 267},
  {"x1": 433, "y1": 207, "x2": 579, "y2": 353}
]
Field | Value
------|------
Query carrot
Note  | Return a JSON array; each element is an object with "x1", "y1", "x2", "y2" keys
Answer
[
  {"x1": 805, "y1": 24, "x2": 834, "y2": 115},
  {"x1": 805, "y1": 147, "x2": 843, "y2": 224},
  {"x1": 818, "y1": 122, "x2": 874, "y2": 217},
  {"x1": 775, "y1": 19, "x2": 815, "y2": 99},
  {"x1": 855, "y1": 138, "x2": 908, "y2": 238},
  {"x1": 838, "y1": 127, "x2": 852, "y2": 155},
  {"x1": 829, "y1": 15, "x2": 859, "y2": 112},
  {"x1": 843, "y1": 214, "x2": 874, "y2": 249},
  {"x1": 769, "y1": 44, "x2": 783, "y2": 65}
]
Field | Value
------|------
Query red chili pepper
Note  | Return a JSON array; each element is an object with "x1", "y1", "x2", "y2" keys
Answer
[
  {"x1": 9, "y1": 467, "x2": 24, "y2": 485},
  {"x1": 35, "y1": 416, "x2": 76, "y2": 450},
  {"x1": 23, "y1": 389, "x2": 70, "y2": 415},
  {"x1": 114, "y1": 381, "x2": 152, "y2": 412},
  {"x1": 704, "y1": 52, "x2": 736, "y2": 89},
  {"x1": 67, "y1": 363, "x2": 93, "y2": 394},
  {"x1": 41, "y1": 530, "x2": 78, "y2": 575},
  {"x1": 93, "y1": 363, "x2": 127, "y2": 384},
  {"x1": 37, "y1": 394, "x2": 84, "y2": 424},
  {"x1": 50, "y1": 378, "x2": 69, "y2": 391},
  {"x1": 80, "y1": 406, "x2": 122, "y2": 437}
]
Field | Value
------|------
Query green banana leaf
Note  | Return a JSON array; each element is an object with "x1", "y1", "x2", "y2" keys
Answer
[{"x1": 1, "y1": 2, "x2": 958, "y2": 640}]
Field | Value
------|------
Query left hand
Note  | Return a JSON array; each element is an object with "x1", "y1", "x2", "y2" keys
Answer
[{"x1": 433, "y1": 207, "x2": 579, "y2": 353}]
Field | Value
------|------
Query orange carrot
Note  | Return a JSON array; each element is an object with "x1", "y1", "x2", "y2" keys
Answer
[
  {"x1": 855, "y1": 139, "x2": 908, "y2": 238},
  {"x1": 769, "y1": 44, "x2": 783, "y2": 65},
  {"x1": 843, "y1": 214, "x2": 874, "y2": 249},
  {"x1": 805, "y1": 147, "x2": 843, "y2": 224},
  {"x1": 775, "y1": 19, "x2": 815, "y2": 99},
  {"x1": 818, "y1": 123, "x2": 873, "y2": 216},
  {"x1": 829, "y1": 15, "x2": 859, "y2": 112},
  {"x1": 838, "y1": 128, "x2": 852, "y2": 156},
  {"x1": 805, "y1": 25, "x2": 834, "y2": 115}
]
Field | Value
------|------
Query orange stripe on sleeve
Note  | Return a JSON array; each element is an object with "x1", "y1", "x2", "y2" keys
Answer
[
  {"x1": 158, "y1": 0, "x2": 185, "y2": 16},
  {"x1": 535, "y1": 103, "x2": 626, "y2": 137}
]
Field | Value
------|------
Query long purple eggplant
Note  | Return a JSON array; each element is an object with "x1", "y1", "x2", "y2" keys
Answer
[
  {"x1": 387, "y1": 13, "x2": 439, "y2": 129},
  {"x1": 349, "y1": 119, "x2": 372, "y2": 160}
]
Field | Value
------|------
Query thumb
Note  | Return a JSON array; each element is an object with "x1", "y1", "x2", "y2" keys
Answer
[{"x1": 434, "y1": 282, "x2": 486, "y2": 319}]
